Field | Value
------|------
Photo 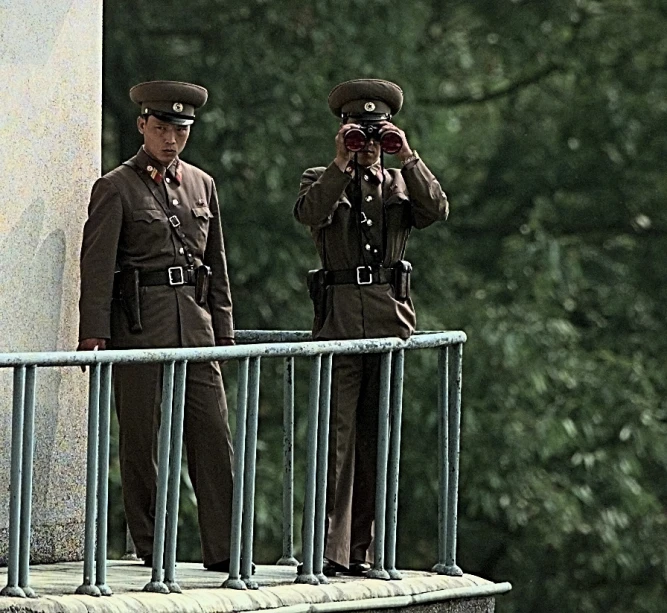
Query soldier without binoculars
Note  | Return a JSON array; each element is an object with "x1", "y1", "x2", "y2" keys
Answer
[{"x1": 77, "y1": 80, "x2": 235, "y2": 573}]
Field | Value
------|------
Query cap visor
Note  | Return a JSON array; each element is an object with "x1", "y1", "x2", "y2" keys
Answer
[{"x1": 148, "y1": 110, "x2": 194, "y2": 126}]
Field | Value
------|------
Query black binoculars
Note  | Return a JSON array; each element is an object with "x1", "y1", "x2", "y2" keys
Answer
[{"x1": 343, "y1": 122, "x2": 403, "y2": 154}]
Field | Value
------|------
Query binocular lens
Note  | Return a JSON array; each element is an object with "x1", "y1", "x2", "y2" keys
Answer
[
  {"x1": 343, "y1": 127, "x2": 403, "y2": 154},
  {"x1": 343, "y1": 128, "x2": 367, "y2": 152},
  {"x1": 379, "y1": 131, "x2": 403, "y2": 154}
]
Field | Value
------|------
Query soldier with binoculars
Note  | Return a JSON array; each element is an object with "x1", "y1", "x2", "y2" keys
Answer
[{"x1": 294, "y1": 78, "x2": 450, "y2": 577}]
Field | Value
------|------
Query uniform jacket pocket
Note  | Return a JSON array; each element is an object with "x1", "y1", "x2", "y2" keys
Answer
[
  {"x1": 385, "y1": 191, "x2": 410, "y2": 207},
  {"x1": 132, "y1": 208, "x2": 163, "y2": 223},
  {"x1": 192, "y1": 206, "x2": 213, "y2": 219}
]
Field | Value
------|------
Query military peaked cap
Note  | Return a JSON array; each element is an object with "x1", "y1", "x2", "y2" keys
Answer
[
  {"x1": 129, "y1": 80, "x2": 208, "y2": 126},
  {"x1": 328, "y1": 78, "x2": 403, "y2": 119}
]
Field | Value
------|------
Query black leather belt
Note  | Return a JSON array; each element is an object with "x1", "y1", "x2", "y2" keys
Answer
[
  {"x1": 139, "y1": 266, "x2": 195, "y2": 286},
  {"x1": 326, "y1": 266, "x2": 393, "y2": 286}
]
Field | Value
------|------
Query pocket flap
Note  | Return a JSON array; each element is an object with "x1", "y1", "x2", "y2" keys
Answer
[
  {"x1": 192, "y1": 206, "x2": 213, "y2": 219},
  {"x1": 132, "y1": 208, "x2": 162, "y2": 223},
  {"x1": 385, "y1": 192, "x2": 410, "y2": 207}
]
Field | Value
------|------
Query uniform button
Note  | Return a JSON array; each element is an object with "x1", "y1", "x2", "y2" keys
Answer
[
  {"x1": 165, "y1": 177, "x2": 171, "y2": 183},
  {"x1": 179, "y1": 247, "x2": 184, "y2": 254},
  {"x1": 172, "y1": 199, "x2": 179, "y2": 205},
  {"x1": 365, "y1": 195, "x2": 373, "y2": 202},
  {"x1": 365, "y1": 244, "x2": 371, "y2": 251},
  {"x1": 147, "y1": 165, "x2": 153, "y2": 172},
  {"x1": 367, "y1": 219, "x2": 374, "y2": 227},
  {"x1": 363, "y1": 174, "x2": 369, "y2": 181}
]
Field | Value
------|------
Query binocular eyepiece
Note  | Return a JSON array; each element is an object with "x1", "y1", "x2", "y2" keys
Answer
[{"x1": 343, "y1": 122, "x2": 403, "y2": 155}]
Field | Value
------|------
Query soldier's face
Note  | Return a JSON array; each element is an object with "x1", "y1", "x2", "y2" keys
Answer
[
  {"x1": 356, "y1": 139, "x2": 381, "y2": 167},
  {"x1": 138, "y1": 115, "x2": 190, "y2": 166}
]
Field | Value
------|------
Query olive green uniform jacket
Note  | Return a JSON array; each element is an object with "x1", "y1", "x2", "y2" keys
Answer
[
  {"x1": 79, "y1": 147, "x2": 233, "y2": 347},
  {"x1": 294, "y1": 158, "x2": 449, "y2": 339}
]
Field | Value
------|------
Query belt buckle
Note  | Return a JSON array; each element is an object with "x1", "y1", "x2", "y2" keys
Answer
[
  {"x1": 168, "y1": 266, "x2": 185, "y2": 286},
  {"x1": 356, "y1": 266, "x2": 373, "y2": 286}
]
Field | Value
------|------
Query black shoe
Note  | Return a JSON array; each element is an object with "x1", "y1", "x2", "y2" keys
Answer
[
  {"x1": 322, "y1": 558, "x2": 346, "y2": 577},
  {"x1": 343, "y1": 561, "x2": 371, "y2": 576},
  {"x1": 297, "y1": 558, "x2": 344, "y2": 577},
  {"x1": 205, "y1": 558, "x2": 256, "y2": 574}
]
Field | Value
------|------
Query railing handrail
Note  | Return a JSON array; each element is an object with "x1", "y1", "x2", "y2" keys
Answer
[
  {"x1": 0, "y1": 331, "x2": 467, "y2": 367},
  {"x1": 1, "y1": 328, "x2": 467, "y2": 595}
]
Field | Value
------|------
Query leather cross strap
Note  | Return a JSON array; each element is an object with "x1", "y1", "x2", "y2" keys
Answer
[{"x1": 123, "y1": 159, "x2": 196, "y2": 267}]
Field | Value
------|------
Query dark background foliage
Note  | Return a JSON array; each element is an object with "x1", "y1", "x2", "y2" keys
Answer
[{"x1": 102, "y1": 1, "x2": 667, "y2": 611}]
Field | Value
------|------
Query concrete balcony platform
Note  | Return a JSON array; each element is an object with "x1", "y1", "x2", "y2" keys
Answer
[{"x1": 0, "y1": 561, "x2": 510, "y2": 613}]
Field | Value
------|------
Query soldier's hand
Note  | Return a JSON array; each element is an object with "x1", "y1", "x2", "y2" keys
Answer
[
  {"x1": 334, "y1": 123, "x2": 357, "y2": 172},
  {"x1": 378, "y1": 121, "x2": 413, "y2": 161},
  {"x1": 77, "y1": 338, "x2": 107, "y2": 372}
]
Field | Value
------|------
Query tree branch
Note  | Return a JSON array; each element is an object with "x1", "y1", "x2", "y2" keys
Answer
[{"x1": 417, "y1": 63, "x2": 561, "y2": 108}]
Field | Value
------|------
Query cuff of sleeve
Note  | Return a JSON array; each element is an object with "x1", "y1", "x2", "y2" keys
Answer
[
  {"x1": 214, "y1": 325, "x2": 235, "y2": 341},
  {"x1": 400, "y1": 151, "x2": 421, "y2": 171},
  {"x1": 79, "y1": 322, "x2": 111, "y2": 342}
]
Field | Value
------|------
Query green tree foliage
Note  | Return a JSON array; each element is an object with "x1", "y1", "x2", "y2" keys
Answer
[{"x1": 102, "y1": 1, "x2": 667, "y2": 611}]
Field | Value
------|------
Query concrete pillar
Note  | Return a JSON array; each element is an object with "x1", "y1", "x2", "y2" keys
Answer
[{"x1": 0, "y1": 0, "x2": 102, "y2": 562}]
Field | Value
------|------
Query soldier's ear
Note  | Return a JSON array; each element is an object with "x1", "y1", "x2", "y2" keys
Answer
[{"x1": 137, "y1": 116, "x2": 146, "y2": 135}]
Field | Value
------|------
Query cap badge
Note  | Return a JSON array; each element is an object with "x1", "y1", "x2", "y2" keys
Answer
[
  {"x1": 173, "y1": 102, "x2": 184, "y2": 113},
  {"x1": 364, "y1": 101, "x2": 376, "y2": 112}
]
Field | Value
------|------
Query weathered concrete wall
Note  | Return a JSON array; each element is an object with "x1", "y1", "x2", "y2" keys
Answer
[{"x1": 0, "y1": 0, "x2": 102, "y2": 563}]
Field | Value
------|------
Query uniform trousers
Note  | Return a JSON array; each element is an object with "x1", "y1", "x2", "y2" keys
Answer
[
  {"x1": 113, "y1": 361, "x2": 234, "y2": 567},
  {"x1": 325, "y1": 354, "x2": 381, "y2": 568}
]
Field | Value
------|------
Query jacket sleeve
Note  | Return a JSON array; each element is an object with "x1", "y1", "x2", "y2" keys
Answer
[
  {"x1": 203, "y1": 178, "x2": 234, "y2": 341},
  {"x1": 78, "y1": 177, "x2": 123, "y2": 340},
  {"x1": 402, "y1": 159, "x2": 449, "y2": 229},
  {"x1": 293, "y1": 163, "x2": 352, "y2": 229}
]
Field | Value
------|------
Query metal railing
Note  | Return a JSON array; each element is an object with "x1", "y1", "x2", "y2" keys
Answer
[{"x1": 0, "y1": 330, "x2": 466, "y2": 597}]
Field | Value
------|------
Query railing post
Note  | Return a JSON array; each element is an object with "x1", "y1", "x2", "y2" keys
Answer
[
  {"x1": 385, "y1": 349, "x2": 405, "y2": 580},
  {"x1": 241, "y1": 357, "x2": 261, "y2": 589},
  {"x1": 95, "y1": 363, "x2": 113, "y2": 596},
  {"x1": 164, "y1": 360, "x2": 188, "y2": 593},
  {"x1": 445, "y1": 343, "x2": 464, "y2": 576},
  {"x1": 1, "y1": 367, "x2": 27, "y2": 598},
  {"x1": 118, "y1": 375, "x2": 138, "y2": 563},
  {"x1": 433, "y1": 347, "x2": 449, "y2": 574},
  {"x1": 313, "y1": 353, "x2": 332, "y2": 584},
  {"x1": 276, "y1": 357, "x2": 298, "y2": 566},
  {"x1": 76, "y1": 364, "x2": 102, "y2": 596},
  {"x1": 143, "y1": 362, "x2": 175, "y2": 594},
  {"x1": 17, "y1": 366, "x2": 37, "y2": 598},
  {"x1": 295, "y1": 354, "x2": 321, "y2": 586},
  {"x1": 367, "y1": 351, "x2": 392, "y2": 580},
  {"x1": 223, "y1": 358, "x2": 249, "y2": 590}
]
